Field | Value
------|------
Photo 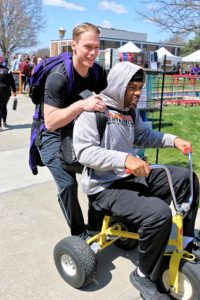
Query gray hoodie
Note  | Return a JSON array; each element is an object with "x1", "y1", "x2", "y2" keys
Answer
[{"x1": 73, "y1": 61, "x2": 176, "y2": 195}]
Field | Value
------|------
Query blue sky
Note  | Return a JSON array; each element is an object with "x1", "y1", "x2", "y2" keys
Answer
[{"x1": 35, "y1": 0, "x2": 171, "y2": 51}]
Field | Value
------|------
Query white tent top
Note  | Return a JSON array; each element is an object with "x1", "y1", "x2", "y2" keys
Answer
[
  {"x1": 118, "y1": 41, "x2": 141, "y2": 53},
  {"x1": 182, "y1": 50, "x2": 200, "y2": 62},
  {"x1": 156, "y1": 47, "x2": 181, "y2": 62}
]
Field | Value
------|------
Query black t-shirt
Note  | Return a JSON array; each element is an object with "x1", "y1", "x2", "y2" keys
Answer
[
  {"x1": 44, "y1": 61, "x2": 107, "y2": 109},
  {"x1": 44, "y1": 60, "x2": 107, "y2": 165}
]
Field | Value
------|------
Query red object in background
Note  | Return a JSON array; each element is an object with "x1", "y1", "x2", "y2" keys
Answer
[{"x1": 120, "y1": 52, "x2": 133, "y2": 62}]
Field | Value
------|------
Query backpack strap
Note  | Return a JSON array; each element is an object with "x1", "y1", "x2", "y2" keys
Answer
[
  {"x1": 63, "y1": 57, "x2": 73, "y2": 96},
  {"x1": 130, "y1": 108, "x2": 136, "y2": 122},
  {"x1": 32, "y1": 103, "x2": 45, "y2": 147},
  {"x1": 96, "y1": 112, "x2": 108, "y2": 141}
]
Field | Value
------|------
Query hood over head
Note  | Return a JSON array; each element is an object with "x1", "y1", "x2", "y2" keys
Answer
[{"x1": 101, "y1": 61, "x2": 144, "y2": 111}]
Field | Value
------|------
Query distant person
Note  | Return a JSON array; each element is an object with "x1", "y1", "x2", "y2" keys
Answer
[
  {"x1": 0, "y1": 54, "x2": 17, "y2": 131},
  {"x1": 176, "y1": 62, "x2": 182, "y2": 74},
  {"x1": 191, "y1": 64, "x2": 200, "y2": 75},
  {"x1": 20, "y1": 55, "x2": 31, "y2": 92},
  {"x1": 30, "y1": 56, "x2": 43, "y2": 75},
  {"x1": 30, "y1": 55, "x2": 38, "y2": 75},
  {"x1": 167, "y1": 62, "x2": 181, "y2": 75},
  {"x1": 11, "y1": 54, "x2": 22, "y2": 71},
  {"x1": 186, "y1": 63, "x2": 191, "y2": 74},
  {"x1": 37, "y1": 57, "x2": 43, "y2": 64}
]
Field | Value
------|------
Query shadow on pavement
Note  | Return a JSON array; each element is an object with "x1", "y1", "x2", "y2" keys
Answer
[
  {"x1": 3, "y1": 123, "x2": 31, "y2": 130},
  {"x1": 82, "y1": 244, "x2": 138, "y2": 292}
]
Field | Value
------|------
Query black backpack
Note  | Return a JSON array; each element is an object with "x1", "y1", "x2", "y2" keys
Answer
[
  {"x1": 59, "y1": 89, "x2": 108, "y2": 174},
  {"x1": 61, "y1": 110, "x2": 108, "y2": 174}
]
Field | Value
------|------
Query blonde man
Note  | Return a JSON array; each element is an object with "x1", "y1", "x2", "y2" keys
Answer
[{"x1": 38, "y1": 23, "x2": 107, "y2": 237}]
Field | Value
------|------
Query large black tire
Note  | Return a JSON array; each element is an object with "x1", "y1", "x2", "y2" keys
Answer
[
  {"x1": 159, "y1": 256, "x2": 200, "y2": 300},
  {"x1": 53, "y1": 236, "x2": 97, "y2": 289},
  {"x1": 109, "y1": 217, "x2": 138, "y2": 250}
]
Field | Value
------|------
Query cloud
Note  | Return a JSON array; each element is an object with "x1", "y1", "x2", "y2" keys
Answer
[
  {"x1": 100, "y1": 20, "x2": 112, "y2": 28},
  {"x1": 43, "y1": 0, "x2": 85, "y2": 11},
  {"x1": 98, "y1": 1, "x2": 128, "y2": 14}
]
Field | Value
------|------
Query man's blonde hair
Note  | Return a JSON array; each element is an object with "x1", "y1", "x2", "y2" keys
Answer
[{"x1": 72, "y1": 22, "x2": 100, "y2": 41}]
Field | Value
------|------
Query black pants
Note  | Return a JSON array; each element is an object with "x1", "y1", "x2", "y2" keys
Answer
[
  {"x1": 88, "y1": 166, "x2": 199, "y2": 281},
  {"x1": 39, "y1": 130, "x2": 85, "y2": 235},
  {"x1": 0, "y1": 92, "x2": 10, "y2": 126},
  {"x1": 24, "y1": 76, "x2": 30, "y2": 92}
]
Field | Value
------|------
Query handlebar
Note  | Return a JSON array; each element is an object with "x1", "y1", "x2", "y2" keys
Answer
[{"x1": 126, "y1": 147, "x2": 193, "y2": 214}]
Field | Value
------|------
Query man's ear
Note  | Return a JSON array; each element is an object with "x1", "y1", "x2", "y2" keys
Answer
[{"x1": 71, "y1": 40, "x2": 76, "y2": 52}]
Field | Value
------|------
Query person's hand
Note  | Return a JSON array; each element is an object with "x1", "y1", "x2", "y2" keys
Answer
[
  {"x1": 125, "y1": 154, "x2": 150, "y2": 177},
  {"x1": 82, "y1": 94, "x2": 106, "y2": 112},
  {"x1": 174, "y1": 137, "x2": 192, "y2": 155},
  {"x1": 13, "y1": 92, "x2": 17, "y2": 97}
]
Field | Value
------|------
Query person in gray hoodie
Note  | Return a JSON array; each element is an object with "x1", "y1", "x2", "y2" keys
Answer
[{"x1": 73, "y1": 61, "x2": 199, "y2": 300}]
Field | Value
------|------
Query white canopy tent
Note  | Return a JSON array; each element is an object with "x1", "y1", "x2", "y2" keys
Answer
[
  {"x1": 118, "y1": 41, "x2": 141, "y2": 53},
  {"x1": 182, "y1": 50, "x2": 200, "y2": 62},
  {"x1": 156, "y1": 47, "x2": 181, "y2": 63}
]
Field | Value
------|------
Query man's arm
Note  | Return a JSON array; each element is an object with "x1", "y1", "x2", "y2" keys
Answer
[
  {"x1": 134, "y1": 110, "x2": 192, "y2": 154},
  {"x1": 44, "y1": 95, "x2": 105, "y2": 131},
  {"x1": 124, "y1": 137, "x2": 191, "y2": 177},
  {"x1": 134, "y1": 110, "x2": 177, "y2": 148},
  {"x1": 43, "y1": 71, "x2": 106, "y2": 131}
]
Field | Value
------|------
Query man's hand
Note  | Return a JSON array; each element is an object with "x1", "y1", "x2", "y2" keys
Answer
[
  {"x1": 125, "y1": 154, "x2": 150, "y2": 177},
  {"x1": 82, "y1": 94, "x2": 106, "y2": 112},
  {"x1": 174, "y1": 137, "x2": 192, "y2": 155}
]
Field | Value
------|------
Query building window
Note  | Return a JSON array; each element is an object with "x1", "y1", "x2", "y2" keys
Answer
[{"x1": 100, "y1": 40, "x2": 105, "y2": 50}]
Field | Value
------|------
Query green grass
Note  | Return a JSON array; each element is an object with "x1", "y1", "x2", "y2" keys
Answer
[{"x1": 145, "y1": 105, "x2": 200, "y2": 180}]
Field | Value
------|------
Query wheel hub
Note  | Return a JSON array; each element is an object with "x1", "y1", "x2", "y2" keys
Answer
[
  {"x1": 162, "y1": 270, "x2": 193, "y2": 299},
  {"x1": 61, "y1": 254, "x2": 77, "y2": 276}
]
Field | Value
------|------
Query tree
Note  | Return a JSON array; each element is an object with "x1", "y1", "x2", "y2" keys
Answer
[
  {"x1": 33, "y1": 48, "x2": 50, "y2": 58},
  {"x1": 0, "y1": 0, "x2": 46, "y2": 58},
  {"x1": 160, "y1": 33, "x2": 186, "y2": 45},
  {"x1": 181, "y1": 33, "x2": 200, "y2": 55},
  {"x1": 137, "y1": 0, "x2": 200, "y2": 35}
]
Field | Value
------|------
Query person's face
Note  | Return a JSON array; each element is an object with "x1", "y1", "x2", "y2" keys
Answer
[
  {"x1": 124, "y1": 81, "x2": 144, "y2": 109},
  {"x1": 71, "y1": 30, "x2": 100, "y2": 70}
]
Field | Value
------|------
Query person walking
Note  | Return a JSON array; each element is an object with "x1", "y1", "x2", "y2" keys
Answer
[
  {"x1": 38, "y1": 22, "x2": 107, "y2": 238},
  {"x1": 19, "y1": 55, "x2": 31, "y2": 92},
  {"x1": 0, "y1": 54, "x2": 17, "y2": 131}
]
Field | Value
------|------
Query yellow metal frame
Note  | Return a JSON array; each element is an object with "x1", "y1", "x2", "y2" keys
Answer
[{"x1": 87, "y1": 213, "x2": 195, "y2": 295}]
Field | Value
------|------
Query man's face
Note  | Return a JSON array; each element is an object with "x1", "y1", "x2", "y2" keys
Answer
[
  {"x1": 71, "y1": 31, "x2": 100, "y2": 70},
  {"x1": 124, "y1": 81, "x2": 144, "y2": 109}
]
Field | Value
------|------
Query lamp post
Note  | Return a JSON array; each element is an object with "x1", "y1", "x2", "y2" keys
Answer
[{"x1": 58, "y1": 27, "x2": 66, "y2": 54}]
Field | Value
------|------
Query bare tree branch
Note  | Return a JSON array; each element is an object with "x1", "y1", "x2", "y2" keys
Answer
[
  {"x1": 137, "y1": 0, "x2": 200, "y2": 35},
  {"x1": 0, "y1": 0, "x2": 46, "y2": 57}
]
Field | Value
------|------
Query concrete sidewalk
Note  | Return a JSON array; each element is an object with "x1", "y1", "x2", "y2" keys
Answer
[{"x1": 0, "y1": 94, "x2": 199, "y2": 300}]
